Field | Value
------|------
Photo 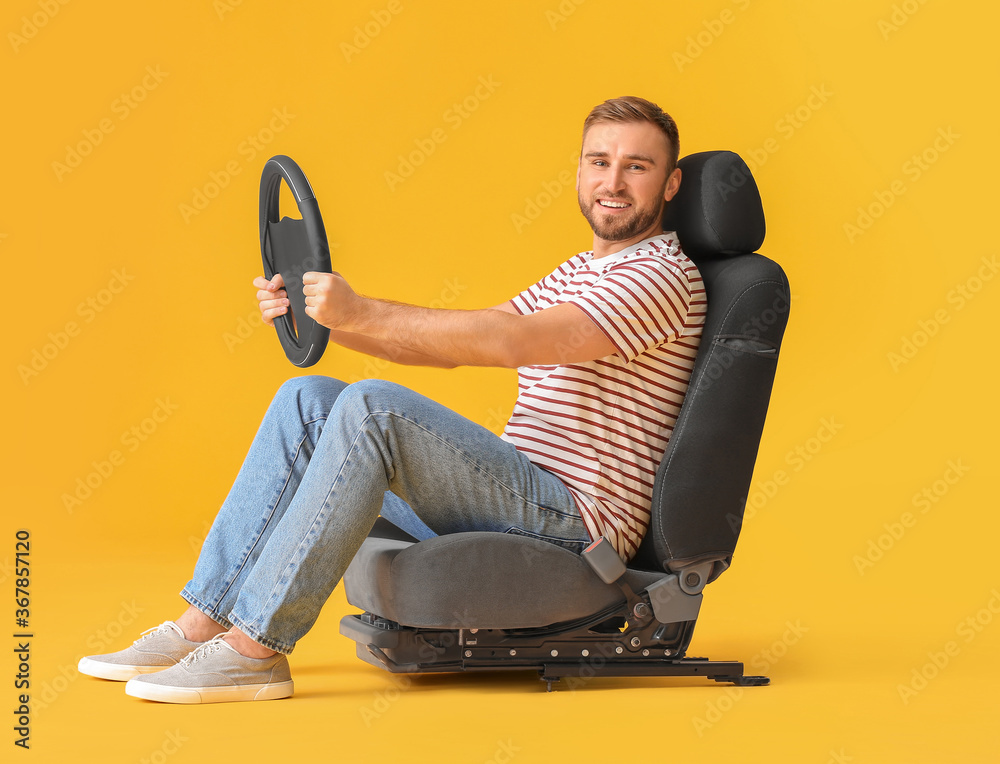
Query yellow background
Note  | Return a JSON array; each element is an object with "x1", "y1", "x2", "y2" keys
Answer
[{"x1": 4, "y1": 0, "x2": 998, "y2": 761}]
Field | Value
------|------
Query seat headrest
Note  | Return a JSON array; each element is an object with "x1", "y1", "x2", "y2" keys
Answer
[{"x1": 662, "y1": 150, "x2": 765, "y2": 258}]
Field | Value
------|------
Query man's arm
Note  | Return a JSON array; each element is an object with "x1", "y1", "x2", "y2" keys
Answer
[
  {"x1": 302, "y1": 272, "x2": 616, "y2": 368},
  {"x1": 257, "y1": 274, "x2": 468, "y2": 368},
  {"x1": 325, "y1": 329, "x2": 458, "y2": 368},
  {"x1": 326, "y1": 301, "x2": 523, "y2": 369}
]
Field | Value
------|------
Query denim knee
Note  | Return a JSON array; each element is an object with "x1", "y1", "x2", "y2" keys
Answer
[
  {"x1": 274, "y1": 375, "x2": 348, "y2": 421},
  {"x1": 334, "y1": 379, "x2": 411, "y2": 415}
]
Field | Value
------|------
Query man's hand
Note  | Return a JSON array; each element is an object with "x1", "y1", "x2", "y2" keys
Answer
[
  {"x1": 302, "y1": 271, "x2": 363, "y2": 330},
  {"x1": 253, "y1": 274, "x2": 290, "y2": 327}
]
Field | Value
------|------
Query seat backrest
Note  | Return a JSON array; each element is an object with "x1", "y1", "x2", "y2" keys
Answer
[{"x1": 630, "y1": 151, "x2": 791, "y2": 578}]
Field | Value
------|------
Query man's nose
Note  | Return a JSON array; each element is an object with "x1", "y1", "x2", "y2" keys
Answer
[{"x1": 604, "y1": 164, "x2": 626, "y2": 193}]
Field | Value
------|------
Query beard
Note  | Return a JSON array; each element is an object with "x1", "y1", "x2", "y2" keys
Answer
[{"x1": 578, "y1": 187, "x2": 666, "y2": 243}]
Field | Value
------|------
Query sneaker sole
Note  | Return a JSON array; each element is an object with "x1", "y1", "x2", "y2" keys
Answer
[
  {"x1": 78, "y1": 657, "x2": 173, "y2": 682},
  {"x1": 124, "y1": 678, "x2": 294, "y2": 704}
]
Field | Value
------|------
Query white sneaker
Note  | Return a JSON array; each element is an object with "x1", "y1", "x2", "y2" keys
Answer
[
  {"x1": 124, "y1": 635, "x2": 294, "y2": 704},
  {"x1": 78, "y1": 621, "x2": 205, "y2": 681}
]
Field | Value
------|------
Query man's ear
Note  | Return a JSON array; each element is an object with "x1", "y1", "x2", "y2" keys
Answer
[{"x1": 664, "y1": 167, "x2": 682, "y2": 202}]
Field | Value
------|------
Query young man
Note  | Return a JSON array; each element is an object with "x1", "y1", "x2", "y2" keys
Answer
[{"x1": 78, "y1": 96, "x2": 707, "y2": 703}]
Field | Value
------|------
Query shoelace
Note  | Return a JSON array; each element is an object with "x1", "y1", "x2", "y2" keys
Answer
[
  {"x1": 179, "y1": 635, "x2": 231, "y2": 667},
  {"x1": 132, "y1": 622, "x2": 176, "y2": 647}
]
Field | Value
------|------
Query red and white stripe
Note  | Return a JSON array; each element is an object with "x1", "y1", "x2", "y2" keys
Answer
[{"x1": 502, "y1": 235, "x2": 706, "y2": 561}]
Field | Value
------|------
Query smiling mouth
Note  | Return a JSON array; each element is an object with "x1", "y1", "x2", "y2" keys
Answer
[{"x1": 597, "y1": 199, "x2": 631, "y2": 209}]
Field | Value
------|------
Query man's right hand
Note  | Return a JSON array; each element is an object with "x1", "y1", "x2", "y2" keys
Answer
[{"x1": 254, "y1": 274, "x2": 290, "y2": 327}]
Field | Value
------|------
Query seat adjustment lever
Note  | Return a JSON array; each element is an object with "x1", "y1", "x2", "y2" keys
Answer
[{"x1": 582, "y1": 537, "x2": 651, "y2": 624}]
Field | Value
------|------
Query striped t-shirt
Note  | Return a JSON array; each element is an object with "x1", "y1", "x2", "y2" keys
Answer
[{"x1": 502, "y1": 234, "x2": 706, "y2": 561}]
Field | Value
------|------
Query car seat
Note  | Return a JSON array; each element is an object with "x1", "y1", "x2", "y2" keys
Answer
[{"x1": 339, "y1": 150, "x2": 790, "y2": 690}]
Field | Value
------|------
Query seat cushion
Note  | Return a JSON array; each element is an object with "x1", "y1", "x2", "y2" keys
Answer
[{"x1": 342, "y1": 532, "x2": 663, "y2": 629}]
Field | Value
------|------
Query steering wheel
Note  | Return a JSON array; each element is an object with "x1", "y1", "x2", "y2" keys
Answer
[{"x1": 258, "y1": 155, "x2": 331, "y2": 368}]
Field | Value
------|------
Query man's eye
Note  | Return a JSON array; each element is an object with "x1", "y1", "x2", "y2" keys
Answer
[{"x1": 629, "y1": 164, "x2": 645, "y2": 171}]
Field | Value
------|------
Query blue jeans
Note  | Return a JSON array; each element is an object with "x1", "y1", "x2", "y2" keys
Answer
[{"x1": 181, "y1": 377, "x2": 592, "y2": 654}]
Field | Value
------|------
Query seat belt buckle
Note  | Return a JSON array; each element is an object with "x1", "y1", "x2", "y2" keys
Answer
[{"x1": 581, "y1": 537, "x2": 627, "y2": 584}]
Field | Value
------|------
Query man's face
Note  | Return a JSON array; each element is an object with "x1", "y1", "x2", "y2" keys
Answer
[{"x1": 577, "y1": 120, "x2": 680, "y2": 256}]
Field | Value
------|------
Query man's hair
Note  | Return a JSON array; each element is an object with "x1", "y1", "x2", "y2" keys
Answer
[{"x1": 583, "y1": 96, "x2": 680, "y2": 171}]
